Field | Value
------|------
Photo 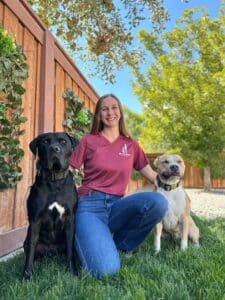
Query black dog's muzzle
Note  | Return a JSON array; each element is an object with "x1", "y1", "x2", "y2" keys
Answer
[
  {"x1": 49, "y1": 144, "x2": 61, "y2": 153},
  {"x1": 47, "y1": 144, "x2": 69, "y2": 171}
]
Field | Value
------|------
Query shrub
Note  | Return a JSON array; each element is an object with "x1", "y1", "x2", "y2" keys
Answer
[{"x1": 0, "y1": 26, "x2": 28, "y2": 190}]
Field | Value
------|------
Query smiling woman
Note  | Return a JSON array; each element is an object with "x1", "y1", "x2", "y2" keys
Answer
[{"x1": 69, "y1": 93, "x2": 168, "y2": 278}]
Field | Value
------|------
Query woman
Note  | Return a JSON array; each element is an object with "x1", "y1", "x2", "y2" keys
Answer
[{"x1": 70, "y1": 94, "x2": 168, "y2": 277}]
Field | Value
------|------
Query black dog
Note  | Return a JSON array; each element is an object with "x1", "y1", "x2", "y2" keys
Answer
[{"x1": 23, "y1": 132, "x2": 78, "y2": 280}]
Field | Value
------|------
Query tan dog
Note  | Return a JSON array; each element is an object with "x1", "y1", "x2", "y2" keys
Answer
[{"x1": 154, "y1": 154, "x2": 200, "y2": 252}]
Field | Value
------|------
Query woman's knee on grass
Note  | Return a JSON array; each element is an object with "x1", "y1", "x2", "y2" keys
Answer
[{"x1": 87, "y1": 255, "x2": 121, "y2": 278}]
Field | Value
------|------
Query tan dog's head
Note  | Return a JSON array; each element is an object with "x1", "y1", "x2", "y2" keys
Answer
[{"x1": 154, "y1": 154, "x2": 185, "y2": 185}]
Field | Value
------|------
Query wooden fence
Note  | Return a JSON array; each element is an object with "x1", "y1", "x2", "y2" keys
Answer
[
  {"x1": 0, "y1": 0, "x2": 99, "y2": 256},
  {"x1": 0, "y1": 0, "x2": 225, "y2": 257}
]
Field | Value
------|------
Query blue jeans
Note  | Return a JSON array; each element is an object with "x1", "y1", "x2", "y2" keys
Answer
[{"x1": 75, "y1": 190, "x2": 168, "y2": 277}]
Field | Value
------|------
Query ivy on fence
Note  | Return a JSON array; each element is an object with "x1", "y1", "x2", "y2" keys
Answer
[
  {"x1": 0, "y1": 26, "x2": 28, "y2": 191},
  {"x1": 63, "y1": 88, "x2": 93, "y2": 184}
]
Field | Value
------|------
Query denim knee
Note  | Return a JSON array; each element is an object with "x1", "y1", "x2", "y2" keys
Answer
[
  {"x1": 93, "y1": 260, "x2": 121, "y2": 278},
  {"x1": 152, "y1": 192, "x2": 168, "y2": 219},
  {"x1": 75, "y1": 210, "x2": 121, "y2": 278},
  {"x1": 75, "y1": 236, "x2": 121, "y2": 278},
  {"x1": 139, "y1": 192, "x2": 168, "y2": 220}
]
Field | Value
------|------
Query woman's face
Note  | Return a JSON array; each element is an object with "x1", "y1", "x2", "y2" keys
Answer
[{"x1": 100, "y1": 96, "x2": 121, "y2": 129}]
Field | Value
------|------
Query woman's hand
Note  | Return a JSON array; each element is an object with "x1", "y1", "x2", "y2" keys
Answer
[
  {"x1": 139, "y1": 164, "x2": 158, "y2": 191},
  {"x1": 69, "y1": 166, "x2": 74, "y2": 172}
]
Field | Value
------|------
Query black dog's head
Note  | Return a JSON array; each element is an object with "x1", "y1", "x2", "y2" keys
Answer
[{"x1": 30, "y1": 132, "x2": 78, "y2": 171}]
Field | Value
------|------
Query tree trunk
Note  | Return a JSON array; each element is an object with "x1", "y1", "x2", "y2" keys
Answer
[{"x1": 203, "y1": 167, "x2": 211, "y2": 191}]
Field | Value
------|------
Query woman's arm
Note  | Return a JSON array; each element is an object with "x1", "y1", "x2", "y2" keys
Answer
[{"x1": 139, "y1": 164, "x2": 158, "y2": 190}]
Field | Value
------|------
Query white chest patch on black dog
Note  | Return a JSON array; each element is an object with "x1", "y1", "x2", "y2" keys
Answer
[{"x1": 48, "y1": 202, "x2": 65, "y2": 219}]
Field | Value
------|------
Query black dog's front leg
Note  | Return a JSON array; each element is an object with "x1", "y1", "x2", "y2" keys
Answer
[
  {"x1": 65, "y1": 217, "x2": 78, "y2": 275},
  {"x1": 23, "y1": 220, "x2": 41, "y2": 280}
]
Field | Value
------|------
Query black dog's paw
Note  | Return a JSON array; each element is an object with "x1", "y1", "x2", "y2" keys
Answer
[
  {"x1": 67, "y1": 262, "x2": 78, "y2": 276},
  {"x1": 22, "y1": 269, "x2": 33, "y2": 281}
]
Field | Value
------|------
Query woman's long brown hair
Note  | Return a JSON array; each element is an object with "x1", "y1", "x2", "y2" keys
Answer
[{"x1": 90, "y1": 94, "x2": 130, "y2": 137}]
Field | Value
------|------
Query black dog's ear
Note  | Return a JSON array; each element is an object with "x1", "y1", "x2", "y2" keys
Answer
[
  {"x1": 29, "y1": 137, "x2": 39, "y2": 156},
  {"x1": 29, "y1": 133, "x2": 49, "y2": 155},
  {"x1": 66, "y1": 133, "x2": 79, "y2": 149}
]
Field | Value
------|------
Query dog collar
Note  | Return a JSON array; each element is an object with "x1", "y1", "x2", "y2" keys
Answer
[
  {"x1": 157, "y1": 176, "x2": 181, "y2": 191},
  {"x1": 49, "y1": 169, "x2": 69, "y2": 181},
  {"x1": 38, "y1": 168, "x2": 69, "y2": 182}
]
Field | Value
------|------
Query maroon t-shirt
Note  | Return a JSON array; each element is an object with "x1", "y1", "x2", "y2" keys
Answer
[{"x1": 69, "y1": 133, "x2": 148, "y2": 197}]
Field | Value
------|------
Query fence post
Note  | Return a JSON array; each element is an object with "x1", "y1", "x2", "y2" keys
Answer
[{"x1": 39, "y1": 30, "x2": 55, "y2": 133}]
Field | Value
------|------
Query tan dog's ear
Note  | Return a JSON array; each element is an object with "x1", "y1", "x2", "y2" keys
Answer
[{"x1": 154, "y1": 157, "x2": 159, "y2": 168}]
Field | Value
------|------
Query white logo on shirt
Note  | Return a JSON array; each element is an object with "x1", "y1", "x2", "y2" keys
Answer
[{"x1": 119, "y1": 144, "x2": 131, "y2": 157}]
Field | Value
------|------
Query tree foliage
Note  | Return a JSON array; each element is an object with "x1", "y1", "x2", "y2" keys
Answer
[
  {"x1": 123, "y1": 105, "x2": 144, "y2": 141},
  {"x1": 28, "y1": 0, "x2": 170, "y2": 83},
  {"x1": 123, "y1": 105, "x2": 145, "y2": 181},
  {"x1": 133, "y1": 4, "x2": 225, "y2": 178}
]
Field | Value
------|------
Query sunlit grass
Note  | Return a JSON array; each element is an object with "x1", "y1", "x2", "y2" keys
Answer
[{"x1": 0, "y1": 216, "x2": 224, "y2": 300}]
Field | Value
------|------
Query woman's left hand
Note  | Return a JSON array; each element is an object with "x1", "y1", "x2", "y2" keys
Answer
[{"x1": 139, "y1": 164, "x2": 158, "y2": 190}]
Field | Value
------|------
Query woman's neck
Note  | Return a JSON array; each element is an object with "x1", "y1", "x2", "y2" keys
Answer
[{"x1": 101, "y1": 127, "x2": 120, "y2": 142}]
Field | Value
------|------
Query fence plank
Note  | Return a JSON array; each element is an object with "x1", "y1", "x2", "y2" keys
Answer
[
  {"x1": 0, "y1": 190, "x2": 15, "y2": 232},
  {"x1": 78, "y1": 87, "x2": 85, "y2": 103},
  {"x1": 0, "y1": 2, "x2": 4, "y2": 25},
  {"x1": 212, "y1": 178, "x2": 225, "y2": 189},
  {"x1": 212, "y1": 179, "x2": 219, "y2": 189},
  {"x1": 65, "y1": 73, "x2": 73, "y2": 90},
  {"x1": 14, "y1": 28, "x2": 38, "y2": 228},
  {"x1": 64, "y1": 74, "x2": 73, "y2": 131},
  {"x1": 5, "y1": 13, "x2": 27, "y2": 229},
  {"x1": 55, "y1": 62, "x2": 65, "y2": 132},
  {"x1": 84, "y1": 94, "x2": 90, "y2": 110},
  {"x1": 89, "y1": 100, "x2": 95, "y2": 113},
  {"x1": 39, "y1": 30, "x2": 54, "y2": 133},
  {"x1": 4, "y1": 5, "x2": 18, "y2": 37},
  {"x1": 72, "y1": 81, "x2": 79, "y2": 97},
  {"x1": 196, "y1": 168, "x2": 203, "y2": 188},
  {"x1": 34, "y1": 43, "x2": 41, "y2": 138},
  {"x1": 15, "y1": 19, "x2": 23, "y2": 45}
]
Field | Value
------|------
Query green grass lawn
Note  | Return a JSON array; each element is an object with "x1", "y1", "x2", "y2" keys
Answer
[{"x1": 0, "y1": 216, "x2": 225, "y2": 300}]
